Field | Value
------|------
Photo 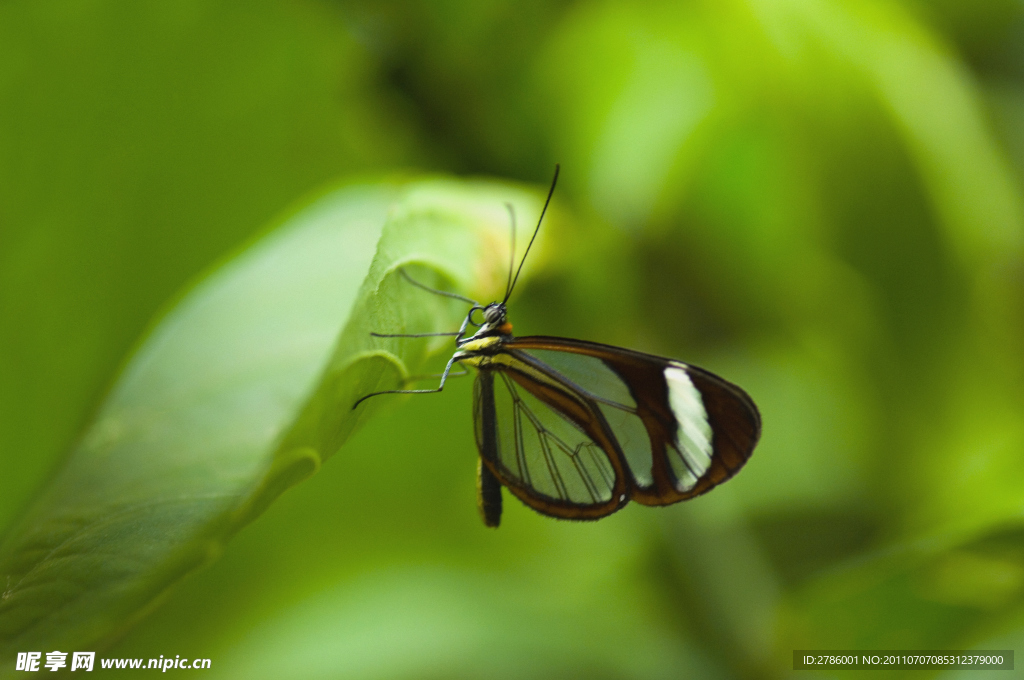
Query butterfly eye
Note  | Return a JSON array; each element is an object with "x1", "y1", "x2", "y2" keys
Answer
[{"x1": 483, "y1": 305, "x2": 505, "y2": 324}]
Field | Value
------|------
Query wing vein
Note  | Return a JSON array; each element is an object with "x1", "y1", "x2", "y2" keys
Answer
[
  {"x1": 507, "y1": 349, "x2": 638, "y2": 414},
  {"x1": 569, "y1": 443, "x2": 600, "y2": 503},
  {"x1": 502, "y1": 372, "x2": 571, "y2": 500},
  {"x1": 587, "y1": 445, "x2": 615, "y2": 490}
]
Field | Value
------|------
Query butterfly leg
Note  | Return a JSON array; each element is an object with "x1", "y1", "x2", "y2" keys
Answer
[
  {"x1": 351, "y1": 356, "x2": 465, "y2": 409},
  {"x1": 403, "y1": 364, "x2": 470, "y2": 383},
  {"x1": 396, "y1": 267, "x2": 480, "y2": 305},
  {"x1": 371, "y1": 301, "x2": 479, "y2": 342},
  {"x1": 370, "y1": 330, "x2": 462, "y2": 338}
]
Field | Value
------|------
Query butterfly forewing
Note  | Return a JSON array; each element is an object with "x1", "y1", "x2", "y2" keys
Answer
[
  {"x1": 509, "y1": 345, "x2": 718, "y2": 497},
  {"x1": 675, "y1": 365, "x2": 760, "y2": 494},
  {"x1": 503, "y1": 337, "x2": 761, "y2": 508}
]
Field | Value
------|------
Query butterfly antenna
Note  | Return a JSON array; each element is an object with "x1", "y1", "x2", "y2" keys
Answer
[
  {"x1": 504, "y1": 164, "x2": 559, "y2": 304},
  {"x1": 503, "y1": 202, "x2": 516, "y2": 302}
]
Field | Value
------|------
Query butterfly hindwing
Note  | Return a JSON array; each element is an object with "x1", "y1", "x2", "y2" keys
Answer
[
  {"x1": 473, "y1": 355, "x2": 629, "y2": 521},
  {"x1": 504, "y1": 347, "x2": 656, "y2": 490}
]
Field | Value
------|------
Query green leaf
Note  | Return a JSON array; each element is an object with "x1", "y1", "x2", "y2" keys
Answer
[
  {"x1": 0, "y1": 0, "x2": 418, "y2": 537},
  {"x1": 0, "y1": 175, "x2": 548, "y2": 659}
]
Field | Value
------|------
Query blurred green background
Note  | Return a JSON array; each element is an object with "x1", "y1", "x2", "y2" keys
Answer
[{"x1": 3, "y1": 0, "x2": 1024, "y2": 677}]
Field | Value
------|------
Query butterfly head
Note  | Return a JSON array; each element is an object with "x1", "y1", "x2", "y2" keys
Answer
[{"x1": 472, "y1": 302, "x2": 513, "y2": 337}]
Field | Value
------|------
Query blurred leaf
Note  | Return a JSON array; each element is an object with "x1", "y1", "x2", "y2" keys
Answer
[
  {"x1": 773, "y1": 0, "x2": 1024, "y2": 266},
  {"x1": 207, "y1": 566, "x2": 724, "y2": 680},
  {"x1": 0, "y1": 175, "x2": 547, "y2": 660},
  {"x1": 0, "y1": 0, "x2": 421, "y2": 535},
  {"x1": 536, "y1": 2, "x2": 718, "y2": 229}
]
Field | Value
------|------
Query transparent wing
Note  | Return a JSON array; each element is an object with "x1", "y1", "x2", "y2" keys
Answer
[
  {"x1": 473, "y1": 364, "x2": 628, "y2": 520},
  {"x1": 508, "y1": 337, "x2": 761, "y2": 506},
  {"x1": 513, "y1": 347, "x2": 657, "y2": 490},
  {"x1": 471, "y1": 337, "x2": 760, "y2": 520}
]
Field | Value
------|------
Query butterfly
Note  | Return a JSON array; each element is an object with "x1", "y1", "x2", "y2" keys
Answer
[{"x1": 354, "y1": 166, "x2": 761, "y2": 527}]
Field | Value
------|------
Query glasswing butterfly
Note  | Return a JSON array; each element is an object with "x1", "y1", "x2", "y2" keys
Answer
[{"x1": 354, "y1": 166, "x2": 761, "y2": 527}]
